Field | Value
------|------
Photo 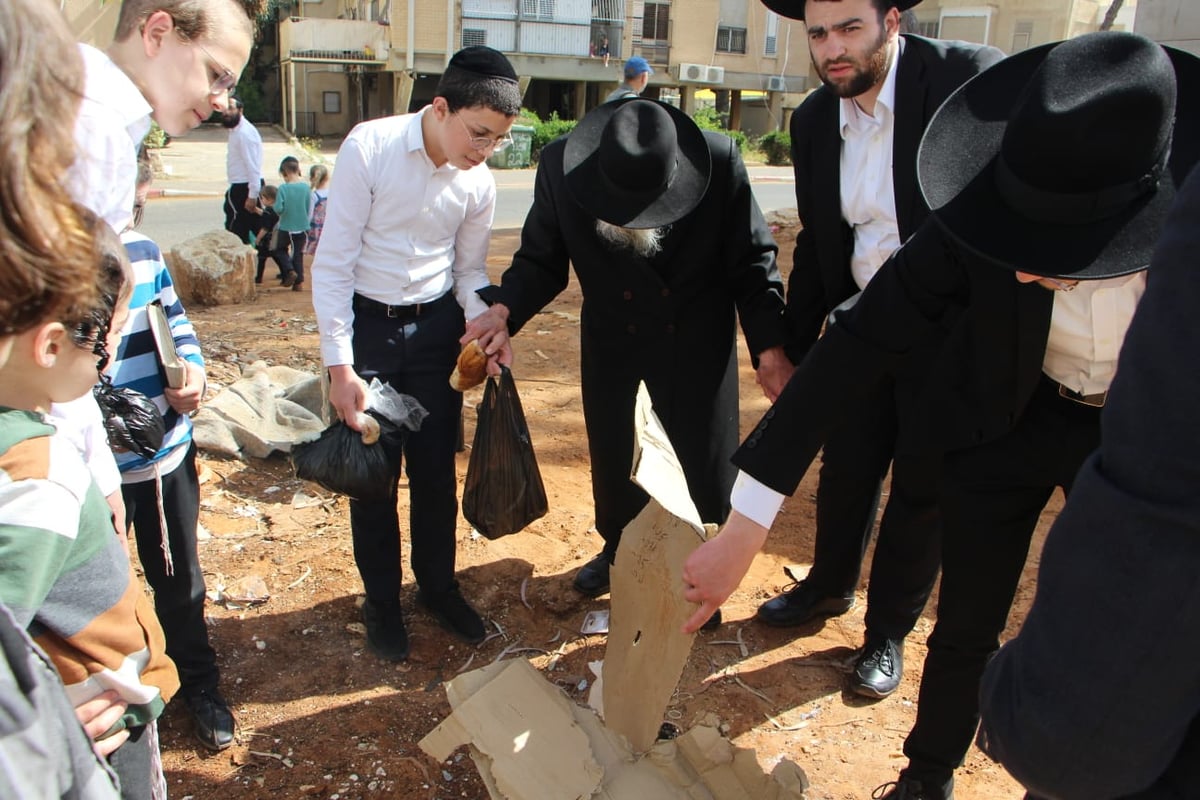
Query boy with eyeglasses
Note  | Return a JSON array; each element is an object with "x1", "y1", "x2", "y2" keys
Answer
[
  {"x1": 311, "y1": 46, "x2": 521, "y2": 662},
  {"x1": 61, "y1": 0, "x2": 264, "y2": 753}
]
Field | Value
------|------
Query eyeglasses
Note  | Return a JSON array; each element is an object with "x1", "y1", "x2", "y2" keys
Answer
[
  {"x1": 195, "y1": 42, "x2": 238, "y2": 96},
  {"x1": 453, "y1": 114, "x2": 513, "y2": 153}
]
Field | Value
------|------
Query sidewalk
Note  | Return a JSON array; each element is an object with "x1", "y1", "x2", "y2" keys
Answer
[{"x1": 147, "y1": 123, "x2": 342, "y2": 199}]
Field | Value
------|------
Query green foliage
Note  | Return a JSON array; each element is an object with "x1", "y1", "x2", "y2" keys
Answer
[
  {"x1": 758, "y1": 129, "x2": 792, "y2": 166},
  {"x1": 236, "y1": 80, "x2": 269, "y2": 123},
  {"x1": 691, "y1": 105, "x2": 724, "y2": 131},
  {"x1": 143, "y1": 121, "x2": 169, "y2": 149},
  {"x1": 529, "y1": 112, "x2": 577, "y2": 164}
]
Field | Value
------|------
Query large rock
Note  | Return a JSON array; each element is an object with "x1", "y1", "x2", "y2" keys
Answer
[{"x1": 166, "y1": 230, "x2": 255, "y2": 306}]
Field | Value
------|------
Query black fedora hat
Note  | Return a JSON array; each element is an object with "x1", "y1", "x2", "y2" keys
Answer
[
  {"x1": 918, "y1": 31, "x2": 1200, "y2": 280},
  {"x1": 760, "y1": 0, "x2": 920, "y2": 22},
  {"x1": 563, "y1": 98, "x2": 711, "y2": 229}
]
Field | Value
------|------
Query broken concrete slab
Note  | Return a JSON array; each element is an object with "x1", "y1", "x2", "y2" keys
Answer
[{"x1": 420, "y1": 658, "x2": 809, "y2": 800}]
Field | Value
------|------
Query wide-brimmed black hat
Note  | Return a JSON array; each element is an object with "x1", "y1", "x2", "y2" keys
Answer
[
  {"x1": 563, "y1": 98, "x2": 711, "y2": 229},
  {"x1": 760, "y1": 0, "x2": 920, "y2": 22},
  {"x1": 918, "y1": 31, "x2": 1200, "y2": 280}
]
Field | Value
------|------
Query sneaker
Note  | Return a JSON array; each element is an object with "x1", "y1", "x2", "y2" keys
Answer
[
  {"x1": 872, "y1": 776, "x2": 952, "y2": 800},
  {"x1": 851, "y1": 635, "x2": 903, "y2": 699},
  {"x1": 291, "y1": 281, "x2": 304, "y2": 292},
  {"x1": 362, "y1": 598, "x2": 409, "y2": 661},
  {"x1": 281, "y1": 271, "x2": 297, "y2": 287},
  {"x1": 416, "y1": 582, "x2": 486, "y2": 644}
]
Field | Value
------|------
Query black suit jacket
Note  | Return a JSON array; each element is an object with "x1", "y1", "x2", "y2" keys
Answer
[
  {"x1": 733, "y1": 221, "x2": 1057, "y2": 496},
  {"x1": 785, "y1": 34, "x2": 1004, "y2": 362},
  {"x1": 978, "y1": 165, "x2": 1200, "y2": 800}
]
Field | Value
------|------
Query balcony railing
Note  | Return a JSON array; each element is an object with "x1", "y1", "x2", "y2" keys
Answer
[
  {"x1": 462, "y1": 0, "x2": 625, "y2": 59},
  {"x1": 279, "y1": 17, "x2": 390, "y2": 63}
]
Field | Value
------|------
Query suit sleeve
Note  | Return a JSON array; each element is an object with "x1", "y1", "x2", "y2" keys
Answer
[
  {"x1": 477, "y1": 140, "x2": 573, "y2": 333},
  {"x1": 783, "y1": 104, "x2": 835, "y2": 364},
  {"x1": 710, "y1": 134, "x2": 786, "y2": 359},
  {"x1": 733, "y1": 222, "x2": 967, "y2": 495},
  {"x1": 978, "y1": 165, "x2": 1200, "y2": 800}
]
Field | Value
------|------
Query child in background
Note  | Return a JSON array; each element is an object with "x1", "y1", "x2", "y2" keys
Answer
[
  {"x1": 109, "y1": 156, "x2": 232, "y2": 754},
  {"x1": 272, "y1": 156, "x2": 313, "y2": 291},
  {"x1": 304, "y1": 164, "x2": 330, "y2": 266},
  {"x1": 253, "y1": 184, "x2": 281, "y2": 284},
  {"x1": 0, "y1": 218, "x2": 179, "y2": 799}
]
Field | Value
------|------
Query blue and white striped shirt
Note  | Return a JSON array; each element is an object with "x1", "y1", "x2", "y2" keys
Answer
[{"x1": 110, "y1": 232, "x2": 204, "y2": 480}]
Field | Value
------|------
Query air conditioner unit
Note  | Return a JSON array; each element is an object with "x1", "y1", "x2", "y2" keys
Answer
[
  {"x1": 765, "y1": 75, "x2": 787, "y2": 92},
  {"x1": 676, "y1": 63, "x2": 725, "y2": 84}
]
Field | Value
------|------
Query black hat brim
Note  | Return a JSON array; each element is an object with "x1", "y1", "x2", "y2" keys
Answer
[
  {"x1": 760, "y1": 0, "x2": 921, "y2": 22},
  {"x1": 918, "y1": 42, "x2": 1200, "y2": 280},
  {"x1": 563, "y1": 98, "x2": 712, "y2": 229}
]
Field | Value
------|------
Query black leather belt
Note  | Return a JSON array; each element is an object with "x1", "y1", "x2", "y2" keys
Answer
[
  {"x1": 352, "y1": 292, "x2": 456, "y2": 321},
  {"x1": 1044, "y1": 374, "x2": 1107, "y2": 408}
]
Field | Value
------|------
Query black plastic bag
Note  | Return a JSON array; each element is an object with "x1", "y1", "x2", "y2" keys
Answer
[
  {"x1": 291, "y1": 381, "x2": 428, "y2": 501},
  {"x1": 462, "y1": 367, "x2": 548, "y2": 539},
  {"x1": 93, "y1": 383, "x2": 166, "y2": 459},
  {"x1": 291, "y1": 412, "x2": 399, "y2": 501}
]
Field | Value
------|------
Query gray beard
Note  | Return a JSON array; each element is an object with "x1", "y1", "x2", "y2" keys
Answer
[{"x1": 595, "y1": 220, "x2": 665, "y2": 258}]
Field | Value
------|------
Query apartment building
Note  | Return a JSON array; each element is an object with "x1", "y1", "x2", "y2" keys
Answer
[
  {"x1": 60, "y1": 0, "x2": 1140, "y2": 138},
  {"x1": 1135, "y1": 0, "x2": 1200, "y2": 56}
]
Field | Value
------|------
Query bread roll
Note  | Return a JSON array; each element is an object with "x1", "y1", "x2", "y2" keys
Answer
[{"x1": 450, "y1": 339, "x2": 488, "y2": 391}]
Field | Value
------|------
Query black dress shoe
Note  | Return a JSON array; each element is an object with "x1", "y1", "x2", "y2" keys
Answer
[
  {"x1": 754, "y1": 578, "x2": 854, "y2": 627},
  {"x1": 572, "y1": 552, "x2": 613, "y2": 597},
  {"x1": 184, "y1": 688, "x2": 234, "y2": 751},
  {"x1": 851, "y1": 635, "x2": 903, "y2": 698},
  {"x1": 699, "y1": 607, "x2": 722, "y2": 631},
  {"x1": 417, "y1": 583, "x2": 486, "y2": 645},
  {"x1": 871, "y1": 775, "x2": 952, "y2": 800},
  {"x1": 362, "y1": 598, "x2": 410, "y2": 661}
]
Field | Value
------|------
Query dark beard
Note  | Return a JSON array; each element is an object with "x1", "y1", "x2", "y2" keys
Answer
[
  {"x1": 220, "y1": 112, "x2": 241, "y2": 129},
  {"x1": 816, "y1": 27, "x2": 892, "y2": 99}
]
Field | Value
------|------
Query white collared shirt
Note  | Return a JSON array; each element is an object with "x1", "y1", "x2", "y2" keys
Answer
[
  {"x1": 311, "y1": 107, "x2": 496, "y2": 367},
  {"x1": 1044, "y1": 272, "x2": 1146, "y2": 395},
  {"x1": 227, "y1": 116, "x2": 264, "y2": 198},
  {"x1": 70, "y1": 44, "x2": 153, "y2": 233},
  {"x1": 840, "y1": 37, "x2": 904, "y2": 290}
]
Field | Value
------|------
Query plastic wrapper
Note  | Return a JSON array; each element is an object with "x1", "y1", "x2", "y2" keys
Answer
[
  {"x1": 462, "y1": 367, "x2": 548, "y2": 539},
  {"x1": 93, "y1": 384, "x2": 166, "y2": 459},
  {"x1": 291, "y1": 380, "x2": 427, "y2": 500}
]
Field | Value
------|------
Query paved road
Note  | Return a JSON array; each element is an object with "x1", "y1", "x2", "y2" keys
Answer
[{"x1": 139, "y1": 168, "x2": 796, "y2": 251}]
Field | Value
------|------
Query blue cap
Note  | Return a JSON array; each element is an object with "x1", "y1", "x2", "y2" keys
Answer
[{"x1": 623, "y1": 56, "x2": 654, "y2": 79}]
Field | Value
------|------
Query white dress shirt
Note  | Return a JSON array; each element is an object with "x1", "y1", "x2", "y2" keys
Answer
[
  {"x1": 311, "y1": 107, "x2": 496, "y2": 367},
  {"x1": 840, "y1": 37, "x2": 904, "y2": 291},
  {"x1": 226, "y1": 116, "x2": 264, "y2": 199},
  {"x1": 69, "y1": 44, "x2": 152, "y2": 233},
  {"x1": 1043, "y1": 272, "x2": 1145, "y2": 395}
]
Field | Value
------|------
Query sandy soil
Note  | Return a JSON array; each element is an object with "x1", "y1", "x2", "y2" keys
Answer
[{"x1": 150, "y1": 224, "x2": 1056, "y2": 799}]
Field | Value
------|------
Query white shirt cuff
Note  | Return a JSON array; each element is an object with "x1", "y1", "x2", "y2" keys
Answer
[{"x1": 730, "y1": 470, "x2": 785, "y2": 530}]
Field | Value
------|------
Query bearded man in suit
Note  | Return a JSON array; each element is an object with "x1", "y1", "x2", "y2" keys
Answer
[{"x1": 752, "y1": 0, "x2": 1003, "y2": 700}]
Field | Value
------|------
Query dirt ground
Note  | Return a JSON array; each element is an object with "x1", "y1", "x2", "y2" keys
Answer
[{"x1": 151, "y1": 223, "x2": 1057, "y2": 799}]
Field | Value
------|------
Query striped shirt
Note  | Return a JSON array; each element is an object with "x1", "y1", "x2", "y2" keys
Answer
[
  {"x1": 110, "y1": 232, "x2": 204, "y2": 480},
  {"x1": 0, "y1": 409, "x2": 179, "y2": 727}
]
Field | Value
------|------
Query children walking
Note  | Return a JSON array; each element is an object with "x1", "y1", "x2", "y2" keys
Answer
[
  {"x1": 272, "y1": 156, "x2": 313, "y2": 291},
  {"x1": 305, "y1": 164, "x2": 330, "y2": 262},
  {"x1": 253, "y1": 184, "x2": 281, "y2": 284}
]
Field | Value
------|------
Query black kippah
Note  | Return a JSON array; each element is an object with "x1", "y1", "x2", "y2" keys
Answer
[{"x1": 446, "y1": 45, "x2": 519, "y2": 84}]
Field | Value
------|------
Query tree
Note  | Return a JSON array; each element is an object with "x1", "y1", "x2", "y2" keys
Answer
[{"x1": 1099, "y1": 0, "x2": 1125, "y2": 31}]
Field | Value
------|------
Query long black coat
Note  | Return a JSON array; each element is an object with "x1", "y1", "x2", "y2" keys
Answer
[
  {"x1": 478, "y1": 132, "x2": 786, "y2": 538},
  {"x1": 978, "y1": 165, "x2": 1200, "y2": 800},
  {"x1": 785, "y1": 34, "x2": 1004, "y2": 362}
]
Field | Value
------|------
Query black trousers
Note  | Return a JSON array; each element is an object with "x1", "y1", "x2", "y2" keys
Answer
[
  {"x1": 347, "y1": 296, "x2": 464, "y2": 603},
  {"x1": 224, "y1": 182, "x2": 262, "y2": 245},
  {"x1": 271, "y1": 232, "x2": 308, "y2": 283},
  {"x1": 808, "y1": 375, "x2": 942, "y2": 640},
  {"x1": 902, "y1": 376, "x2": 1102, "y2": 789},
  {"x1": 123, "y1": 444, "x2": 219, "y2": 695}
]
